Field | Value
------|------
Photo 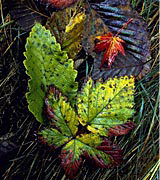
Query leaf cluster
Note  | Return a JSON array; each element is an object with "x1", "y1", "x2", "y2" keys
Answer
[{"x1": 24, "y1": 23, "x2": 135, "y2": 178}]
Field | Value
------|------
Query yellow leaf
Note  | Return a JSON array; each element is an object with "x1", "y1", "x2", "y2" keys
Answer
[{"x1": 65, "y1": 12, "x2": 86, "y2": 33}]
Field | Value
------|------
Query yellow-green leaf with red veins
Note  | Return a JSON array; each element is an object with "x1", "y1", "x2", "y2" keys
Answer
[{"x1": 77, "y1": 76, "x2": 135, "y2": 136}]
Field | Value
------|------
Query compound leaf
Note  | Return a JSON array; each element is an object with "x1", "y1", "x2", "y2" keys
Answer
[
  {"x1": 78, "y1": 76, "x2": 135, "y2": 136},
  {"x1": 40, "y1": 76, "x2": 134, "y2": 178},
  {"x1": 24, "y1": 23, "x2": 78, "y2": 123},
  {"x1": 60, "y1": 134, "x2": 122, "y2": 178}
]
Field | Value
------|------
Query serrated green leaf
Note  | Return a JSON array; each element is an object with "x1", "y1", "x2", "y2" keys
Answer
[
  {"x1": 23, "y1": 23, "x2": 78, "y2": 123},
  {"x1": 40, "y1": 128, "x2": 70, "y2": 147},
  {"x1": 78, "y1": 76, "x2": 135, "y2": 136},
  {"x1": 46, "y1": 93, "x2": 79, "y2": 137},
  {"x1": 40, "y1": 91, "x2": 79, "y2": 147}
]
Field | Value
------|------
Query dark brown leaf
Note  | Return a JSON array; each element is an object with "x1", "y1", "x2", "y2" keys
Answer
[
  {"x1": 82, "y1": 5, "x2": 109, "y2": 54},
  {"x1": 8, "y1": 0, "x2": 50, "y2": 31},
  {"x1": 84, "y1": 0, "x2": 150, "y2": 80}
]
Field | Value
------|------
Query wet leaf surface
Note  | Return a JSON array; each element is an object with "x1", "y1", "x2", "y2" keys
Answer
[
  {"x1": 8, "y1": 0, "x2": 50, "y2": 31},
  {"x1": 46, "y1": 4, "x2": 85, "y2": 59},
  {"x1": 83, "y1": 0, "x2": 150, "y2": 80}
]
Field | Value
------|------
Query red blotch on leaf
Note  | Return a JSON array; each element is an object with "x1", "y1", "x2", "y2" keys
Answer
[
  {"x1": 60, "y1": 150, "x2": 82, "y2": 178},
  {"x1": 97, "y1": 139, "x2": 123, "y2": 166},
  {"x1": 108, "y1": 121, "x2": 136, "y2": 137},
  {"x1": 84, "y1": 139, "x2": 123, "y2": 168}
]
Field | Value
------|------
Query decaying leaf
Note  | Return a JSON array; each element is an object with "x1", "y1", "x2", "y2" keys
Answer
[
  {"x1": 62, "y1": 11, "x2": 86, "y2": 59},
  {"x1": 83, "y1": 0, "x2": 150, "y2": 79},
  {"x1": 46, "y1": 4, "x2": 86, "y2": 59},
  {"x1": 82, "y1": 6, "x2": 109, "y2": 54},
  {"x1": 8, "y1": 0, "x2": 50, "y2": 31},
  {"x1": 24, "y1": 23, "x2": 78, "y2": 123}
]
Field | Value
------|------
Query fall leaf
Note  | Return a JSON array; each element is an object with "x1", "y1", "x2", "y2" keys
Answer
[
  {"x1": 94, "y1": 18, "x2": 133, "y2": 69},
  {"x1": 41, "y1": 86, "x2": 125, "y2": 178},
  {"x1": 78, "y1": 76, "x2": 135, "y2": 136},
  {"x1": 40, "y1": 75, "x2": 135, "y2": 178},
  {"x1": 39, "y1": 0, "x2": 78, "y2": 9},
  {"x1": 46, "y1": 5, "x2": 86, "y2": 59},
  {"x1": 23, "y1": 23, "x2": 78, "y2": 123},
  {"x1": 94, "y1": 32, "x2": 125, "y2": 68},
  {"x1": 85, "y1": 1, "x2": 150, "y2": 80}
]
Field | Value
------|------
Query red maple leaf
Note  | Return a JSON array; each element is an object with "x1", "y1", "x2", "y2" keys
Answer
[{"x1": 94, "y1": 18, "x2": 133, "y2": 69}]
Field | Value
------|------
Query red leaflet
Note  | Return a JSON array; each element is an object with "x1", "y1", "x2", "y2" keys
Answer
[
  {"x1": 94, "y1": 18, "x2": 133, "y2": 68},
  {"x1": 60, "y1": 150, "x2": 82, "y2": 179},
  {"x1": 108, "y1": 122, "x2": 136, "y2": 137},
  {"x1": 39, "y1": 0, "x2": 78, "y2": 9}
]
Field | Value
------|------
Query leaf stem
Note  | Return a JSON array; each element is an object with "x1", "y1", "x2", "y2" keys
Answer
[{"x1": 115, "y1": 18, "x2": 133, "y2": 37}]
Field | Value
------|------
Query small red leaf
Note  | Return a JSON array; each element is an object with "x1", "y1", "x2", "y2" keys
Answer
[
  {"x1": 94, "y1": 32, "x2": 125, "y2": 68},
  {"x1": 94, "y1": 18, "x2": 133, "y2": 69},
  {"x1": 60, "y1": 150, "x2": 82, "y2": 178},
  {"x1": 39, "y1": 0, "x2": 78, "y2": 9},
  {"x1": 108, "y1": 122, "x2": 136, "y2": 137}
]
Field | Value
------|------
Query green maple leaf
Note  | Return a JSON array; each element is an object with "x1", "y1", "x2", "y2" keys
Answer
[{"x1": 23, "y1": 23, "x2": 78, "y2": 123}]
